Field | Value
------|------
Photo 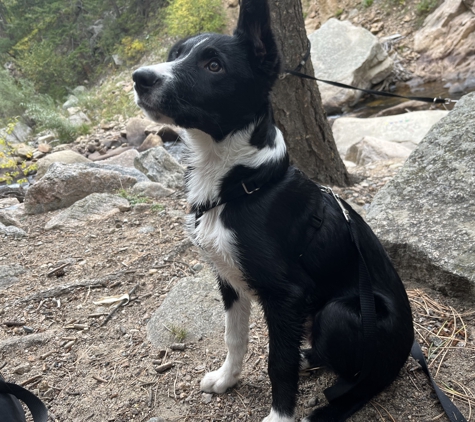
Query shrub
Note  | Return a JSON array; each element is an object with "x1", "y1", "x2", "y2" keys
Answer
[
  {"x1": 0, "y1": 122, "x2": 38, "y2": 184},
  {"x1": 362, "y1": 0, "x2": 374, "y2": 7},
  {"x1": 118, "y1": 37, "x2": 147, "y2": 64},
  {"x1": 165, "y1": 0, "x2": 225, "y2": 37}
]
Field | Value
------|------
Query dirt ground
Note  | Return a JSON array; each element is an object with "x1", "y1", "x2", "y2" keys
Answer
[{"x1": 1, "y1": 161, "x2": 474, "y2": 422}]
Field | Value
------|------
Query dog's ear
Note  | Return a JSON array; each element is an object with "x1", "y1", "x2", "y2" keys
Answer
[{"x1": 235, "y1": 0, "x2": 281, "y2": 75}]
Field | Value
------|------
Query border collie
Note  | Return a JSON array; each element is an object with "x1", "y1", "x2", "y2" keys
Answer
[{"x1": 133, "y1": 0, "x2": 414, "y2": 420}]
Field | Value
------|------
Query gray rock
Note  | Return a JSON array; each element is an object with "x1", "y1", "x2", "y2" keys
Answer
[
  {"x1": 147, "y1": 268, "x2": 223, "y2": 348},
  {"x1": 131, "y1": 181, "x2": 174, "y2": 199},
  {"x1": 45, "y1": 193, "x2": 129, "y2": 230},
  {"x1": 0, "y1": 198, "x2": 20, "y2": 209},
  {"x1": 0, "y1": 264, "x2": 26, "y2": 289},
  {"x1": 0, "y1": 331, "x2": 56, "y2": 353},
  {"x1": 0, "y1": 222, "x2": 27, "y2": 238},
  {"x1": 414, "y1": 1, "x2": 475, "y2": 82},
  {"x1": 147, "y1": 418, "x2": 166, "y2": 422},
  {"x1": 62, "y1": 94, "x2": 79, "y2": 109},
  {"x1": 36, "y1": 150, "x2": 92, "y2": 180},
  {"x1": 0, "y1": 209, "x2": 23, "y2": 227},
  {"x1": 309, "y1": 19, "x2": 393, "y2": 113},
  {"x1": 138, "y1": 133, "x2": 163, "y2": 152},
  {"x1": 367, "y1": 92, "x2": 475, "y2": 300},
  {"x1": 126, "y1": 117, "x2": 155, "y2": 147},
  {"x1": 13, "y1": 121, "x2": 33, "y2": 143},
  {"x1": 135, "y1": 147, "x2": 184, "y2": 189},
  {"x1": 138, "y1": 225, "x2": 156, "y2": 234},
  {"x1": 345, "y1": 136, "x2": 413, "y2": 165},
  {"x1": 332, "y1": 110, "x2": 449, "y2": 157},
  {"x1": 25, "y1": 162, "x2": 145, "y2": 215},
  {"x1": 96, "y1": 149, "x2": 139, "y2": 168},
  {"x1": 68, "y1": 111, "x2": 91, "y2": 126}
]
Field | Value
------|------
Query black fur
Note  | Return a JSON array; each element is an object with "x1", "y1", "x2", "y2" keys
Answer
[{"x1": 133, "y1": 0, "x2": 414, "y2": 420}]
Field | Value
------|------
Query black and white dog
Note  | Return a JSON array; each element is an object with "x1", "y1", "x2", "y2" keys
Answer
[{"x1": 133, "y1": 0, "x2": 414, "y2": 420}]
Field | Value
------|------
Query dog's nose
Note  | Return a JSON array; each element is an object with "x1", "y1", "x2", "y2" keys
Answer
[{"x1": 133, "y1": 68, "x2": 161, "y2": 93}]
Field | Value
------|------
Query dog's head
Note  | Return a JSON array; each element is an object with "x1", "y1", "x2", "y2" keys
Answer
[{"x1": 133, "y1": 0, "x2": 281, "y2": 141}]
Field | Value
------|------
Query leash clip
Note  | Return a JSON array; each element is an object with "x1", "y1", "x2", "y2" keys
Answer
[{"x1": 321, "y1": 186, "x2": 350, "y2": 222}]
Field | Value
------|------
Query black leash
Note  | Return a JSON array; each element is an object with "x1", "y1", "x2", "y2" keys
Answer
[
  {"x1": 0, "y1": 378, "x2": 49, "y2": 422},
  {"x1": 283, "y1": 42, "x2": 457, "y2": 105},
  {"x1": 321, "y1": 188, "x2": 467, "y2": 421}
]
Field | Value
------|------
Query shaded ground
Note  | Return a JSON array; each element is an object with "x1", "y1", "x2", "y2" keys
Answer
[{"x1": 1, "y1": 162, "x2": 474, "y2": 422}]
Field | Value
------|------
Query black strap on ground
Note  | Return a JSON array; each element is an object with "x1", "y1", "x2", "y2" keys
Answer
[
  {"x1": 0, "y1": 379, "x2": 49, "y2": 422},
  {"x1": 320, "y1": 187, "x2": 467, "y2": 421},
  {"x1": 411, "y1": 342, "x2": 467, "y2": 422},
  {"x1": 283, "y1": 41, "x2": 454, "y2": 105}
]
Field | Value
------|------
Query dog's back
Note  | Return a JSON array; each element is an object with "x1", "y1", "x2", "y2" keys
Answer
[{"x1": 133, "y1": 0, "x2": 414, "y2": 420}]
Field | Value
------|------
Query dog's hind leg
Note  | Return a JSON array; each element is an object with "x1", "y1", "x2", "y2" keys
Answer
[{"x1": 201, "y1": 277, "x2": 251, "y2": 394}]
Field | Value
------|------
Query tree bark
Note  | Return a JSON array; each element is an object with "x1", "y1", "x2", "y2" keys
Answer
[{"x1": 268, "y1": 0, "x2": 350, "y2": 186}]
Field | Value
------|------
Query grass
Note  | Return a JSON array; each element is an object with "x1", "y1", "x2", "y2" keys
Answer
[
  {"x1": 151, "y1": 203, "x2": 164, "y2": 212},
  {"x1": 165, "y1": 324, "x2": 187, "y2": 342},
  {"x1": 118, "y1": 189, "x2": 149, "y2": 205}
]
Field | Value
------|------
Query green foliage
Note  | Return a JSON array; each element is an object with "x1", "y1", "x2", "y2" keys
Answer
[
  {"x1": 118, "y1": 188, "x2": 149, "y2": 205},
  {"x1": 335, "y1": 9, "x2": 344, "y2": 17},
  {"x1": 416, "y1": 0, "x2": 439, "y2": 15},
  {"x1": 165, "y1": 0, "x2": 225, "y2": 37},
  {"x1": 0, "y1": 0, "x2": 162, "y2": 101},
  {"x1": 0, "y1": 122, "x2": 38, "y2": 184},
  {"x1": 151, "y1": 203, "x2": 164, "y2": 212},
  {"x1": 362, "y1": 0, "x2": 374, "y2": 7},
  {"x1": 0, "y1": 69, "x2": 35, "y2": 119},
  {"x1": 118, "y1": 36, "x2": 147, "y2": 65}
]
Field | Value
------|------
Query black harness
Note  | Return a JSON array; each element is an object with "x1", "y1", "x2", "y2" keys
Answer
[
  {"x1": 0, "y1": 377, "x2": 48, "y2": 422},
  {"x1": 194, "y1": 174, "x2": 467, "y2": 421}
]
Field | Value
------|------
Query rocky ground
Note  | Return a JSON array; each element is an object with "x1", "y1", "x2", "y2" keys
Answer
[{"x1": 1, "y1": 160, "x2": 474, "y2": 422}]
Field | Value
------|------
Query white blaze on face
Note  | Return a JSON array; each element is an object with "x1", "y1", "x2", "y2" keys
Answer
[{"x1": 139, "y1": 36, "x2": 210, "y2": 82}]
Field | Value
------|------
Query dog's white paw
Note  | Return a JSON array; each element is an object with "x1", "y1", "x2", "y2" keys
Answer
[
  {"x1": 301, "y1": 418, "x2": 311, "y2": 422},
  {"x1": 262, "y1": 409, "x2": 295, "y2": 422},
  {"x1": 200, "y1": 367, "x2": 238, "y2": 394}
]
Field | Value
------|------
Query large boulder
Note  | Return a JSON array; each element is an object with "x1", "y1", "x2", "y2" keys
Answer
[
  {"x1": 45, "y1": 193, "x2": 129, "y2": 230},
  {"x1": 134, "y1": 146, "x2": 185, "y2": 189},
  {"x1": 332, "y1": 110, "x2": 448, "y2": 158},
  {"x1": 367, "y1": 92, "x2": 475, "y2": 300},
  {"x1": 308, "y1": 19, "x2": 393, "y2": 113},
  {"x1": 25, "y1": 162, "x2": 146, "y2": 214},
  {"x1": 413, "y1": 0, "x2": 475, "y2": 82},
  {"x1": 345, "y1": 136, "x2": 412, "y2": 166},
  {"x1": 36, "y1": 150, "x2": 91, "y2": 180}
]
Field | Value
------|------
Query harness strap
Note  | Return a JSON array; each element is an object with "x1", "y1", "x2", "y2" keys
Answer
[
  {"x1": 0, "y1": 379, "x2": 48, "y2": 422},
  {"x1": 319, "y1": 187, "x2": 467, "y2": 421}
]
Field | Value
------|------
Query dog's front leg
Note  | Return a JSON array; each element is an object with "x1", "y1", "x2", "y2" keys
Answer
[
  {"x1": 201, "y1": 278, "x2": 251, "y2": 394},
  {"x1": 262, "y1": 302, "x2": 301, "y2": 422}
]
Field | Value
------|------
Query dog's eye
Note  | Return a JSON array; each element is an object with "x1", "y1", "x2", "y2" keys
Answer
[{"x1": 207, "y1": 60, "x2": 222, "y2": 73}]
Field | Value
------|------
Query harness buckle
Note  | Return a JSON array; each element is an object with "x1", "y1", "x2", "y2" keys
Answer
[
  {"x1": 321, "y1": 186, "x2": 350, "y2": 222},
  {"x1": 242, "y1": 182, "x2": 260, "y2": 195}
]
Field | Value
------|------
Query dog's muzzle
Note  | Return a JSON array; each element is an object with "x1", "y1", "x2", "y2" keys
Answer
[{"x1": 133, "y1": 68, "x2": 162, "y2": 95}]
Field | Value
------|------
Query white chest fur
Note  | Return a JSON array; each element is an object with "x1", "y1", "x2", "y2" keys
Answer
[
  {"x1": 186, "y1": 206, "x2": 252, "y2": 297},
  {"x1": 183, "y1": 124, "x2": 286, "y2": 298}
]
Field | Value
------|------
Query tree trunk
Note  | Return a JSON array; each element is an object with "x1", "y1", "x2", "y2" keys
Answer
[{"x1": 268, "y1": 0, "x2": 350, "y2": 186}]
